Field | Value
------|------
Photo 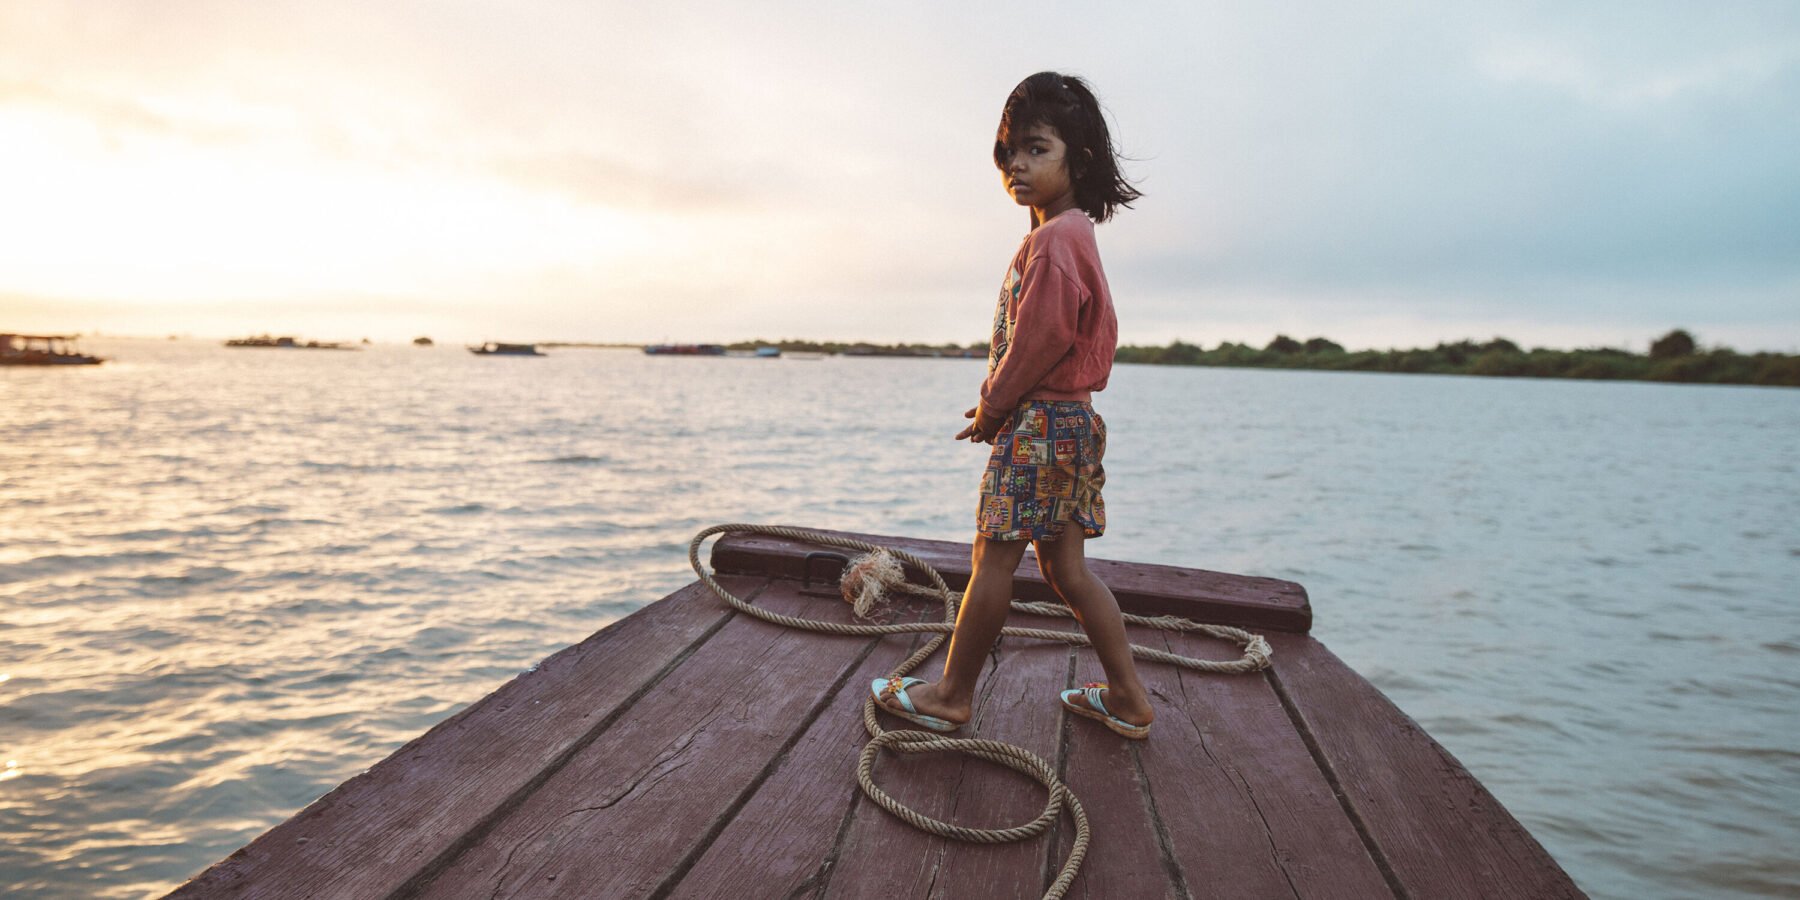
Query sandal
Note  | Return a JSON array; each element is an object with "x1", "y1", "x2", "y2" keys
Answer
[
  {"x1": 870, "y1": 676, "x2": 960, "y2": 733},
  {"x1": 1060, "y1": 682, "x2": 1151, "y2": 740}
]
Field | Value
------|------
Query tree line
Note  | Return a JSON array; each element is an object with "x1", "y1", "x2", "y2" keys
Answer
[
  {"x1": 1114, "y1": 330, "x2": 1799, "y2": 387},
  {"x1": 729, "y1": 330, "x2": 1796, "y2": 386}
]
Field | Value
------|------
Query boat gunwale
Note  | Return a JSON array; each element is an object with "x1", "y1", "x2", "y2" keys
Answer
[{"x1": 708, "y1": 526, "x2": 1313, "y2": 634}]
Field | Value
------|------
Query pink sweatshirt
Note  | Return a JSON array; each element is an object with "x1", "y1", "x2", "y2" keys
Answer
[{"x1": 979, "y1": 210, "x2": 1119, "y2": 415}]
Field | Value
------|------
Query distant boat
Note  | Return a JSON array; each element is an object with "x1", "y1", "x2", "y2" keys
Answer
[
  {"x1": 225, "y1": 335, "x2": 356, "y2": 350},
  {"x1": 644, "y1": 344, "x2": 726, "y2": 356},
  {"x1": 469, "y1": 342, "x2": 545, "y2": 356},
  {"x1": 413, "y1": 336, "x2": 435, "y2": 347},
  {"x1": 0, "y1": 333, "x2": 102, "y2": 366},
  {"x1": 726, "y1": 346, "x2": 782, "y2": 359}
]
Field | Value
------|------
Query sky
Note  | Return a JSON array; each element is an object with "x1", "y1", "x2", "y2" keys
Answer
[{"x1": 1, "y1": 1, "x2": 1796, "y2": 352}]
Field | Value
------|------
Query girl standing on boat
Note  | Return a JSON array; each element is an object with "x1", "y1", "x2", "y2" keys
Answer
[{"x1": 872, "y1": 72, "x2": 1154, "y2": 739}]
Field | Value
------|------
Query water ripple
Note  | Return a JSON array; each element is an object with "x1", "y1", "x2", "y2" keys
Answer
[{"x1": 0, "y1": 339, "x2": 1795, "y2": 899}]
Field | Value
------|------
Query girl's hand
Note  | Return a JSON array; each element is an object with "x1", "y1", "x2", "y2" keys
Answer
[
  {"x1": 955, "y1": 405, "x2": 1008, "y2": 444},
  {"x1": 954, "y1": 406, "x2": 980, "y2": 441}
]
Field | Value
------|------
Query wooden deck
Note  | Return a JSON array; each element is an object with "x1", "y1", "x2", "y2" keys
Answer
[{"x1": 170, "y1": 528, "x2": 1584, "y2": 899}]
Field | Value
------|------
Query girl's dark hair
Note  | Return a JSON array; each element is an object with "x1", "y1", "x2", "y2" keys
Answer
[{"x1": 993, "y1": 71, "x2": 1142, "y2": 222}]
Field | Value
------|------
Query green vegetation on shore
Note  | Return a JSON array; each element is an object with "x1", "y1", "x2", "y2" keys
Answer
[
  {"x1": 1113, "y1": 330, "x2": 1798, "y2": 387},
  {"x1": 727, "y1": 330, "x2": 1796, "y2": 386}
]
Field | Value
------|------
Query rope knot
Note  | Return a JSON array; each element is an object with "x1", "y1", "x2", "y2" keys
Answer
[
  {"x1": 1243, "y1": 635, "x2": 1273, "y2": 670},
  {"x1": 841, "y1": 548, "x2": 905, "y2": 619}
]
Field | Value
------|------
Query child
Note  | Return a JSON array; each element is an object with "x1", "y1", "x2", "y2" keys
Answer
[{"x1": 873, "y1": 72, "x2": 1154, "y2": 739}]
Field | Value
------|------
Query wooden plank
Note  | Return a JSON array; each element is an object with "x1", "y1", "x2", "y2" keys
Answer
[
  {"x1": 1264, "y1": 633, "x2": 1585, "y2": 900},
  {"x1": 408, "y1": 582, "x2": 893, "y2": 899},
  {"x1": 709, "y1": 528, "x2": 1311, "y2": 633},
  {"x1": 813, "y1": 661, "x2": 986, "y2": 897},
  {"x1": 928, "y1": 631, "x2": 1076, "y2": 899},
  {"x1": 663, "y1": 592, "x2": 940, "y2": 899},
  {"x1": 820, "y1": 621, "x2": 1078, "y2": 899},
  {"x1": 169, "y1": 577, "x2": 760, "y2": 900},
  {"x1": 1054, "y1": 633, "x2": 1188, "y2": 900},
  {"x1": 1145, "y1": 627, "x2": 1392, "y2": 899}
]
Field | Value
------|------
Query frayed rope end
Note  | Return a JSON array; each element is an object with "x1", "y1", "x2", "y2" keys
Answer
[{"x1": 841, "y1": 548, "x2": 905, "y2": 619}]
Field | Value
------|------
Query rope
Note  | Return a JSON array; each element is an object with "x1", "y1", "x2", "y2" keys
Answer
[{"x1": 688, "y1": 524, "x2": 1273, "y2": 900}]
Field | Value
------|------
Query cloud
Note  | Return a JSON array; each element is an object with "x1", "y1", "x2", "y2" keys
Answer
[
  {"x1": 488, "y1": 152, "x2": 767, "y2": 213},
  {"x1": 0, "y1": 78, "x2": 264, "y2": 147},
  {"x1": 1, "y1": 1, "x2": 1796, "y2": 350}
]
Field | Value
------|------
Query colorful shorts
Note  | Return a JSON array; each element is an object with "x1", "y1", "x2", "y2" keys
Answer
[{"x1": 976, "y1": 400, "x2": 1106, "y2": 541}]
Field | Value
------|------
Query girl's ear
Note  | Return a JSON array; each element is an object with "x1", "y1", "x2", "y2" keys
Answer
[{"x1": 1074, "y1": 147, "x2": 1095, "y2": 179}]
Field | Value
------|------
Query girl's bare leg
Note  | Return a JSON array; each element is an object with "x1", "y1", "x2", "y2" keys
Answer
[
  {"x1": 1034, "y1": 530, "x2": 1154, "y2": 726},
  {"x1": 874, "y1": 535, "x2": 1029, "y2": 725}
]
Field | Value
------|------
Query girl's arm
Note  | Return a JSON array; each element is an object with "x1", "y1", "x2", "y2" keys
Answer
[{"x1": 979, "y1": 256, "x2": 1084, "y2": 414}]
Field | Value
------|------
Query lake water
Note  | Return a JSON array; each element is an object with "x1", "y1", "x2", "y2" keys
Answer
[{"x1": 2, "y1": 338, "x2": 1796, "y2": 899}]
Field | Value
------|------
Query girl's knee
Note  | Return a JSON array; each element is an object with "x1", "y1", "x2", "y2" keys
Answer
[
  {"x1": 1034, "y1": 535, "x2": 1084, "y2": 573},
  {"x1": 1036, "y1": 551, "x2": 1091, "y2": 597}
]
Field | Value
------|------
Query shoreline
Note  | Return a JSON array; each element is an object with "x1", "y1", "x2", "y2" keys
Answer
[{"x1": 35, "y1": 333, "x2": 1800, "y2": 388}]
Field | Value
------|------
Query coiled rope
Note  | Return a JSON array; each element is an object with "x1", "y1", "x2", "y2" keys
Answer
[{"x1": 688, "y1": 524, "x2": 1273, "y2": 900}]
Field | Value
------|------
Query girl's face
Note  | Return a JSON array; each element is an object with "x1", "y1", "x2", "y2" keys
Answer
[{"x1": 998, "y1": 123, "x2": 1076, "y2": 216}]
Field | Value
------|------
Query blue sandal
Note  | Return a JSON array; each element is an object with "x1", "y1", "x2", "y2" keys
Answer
[
  {"x1": 1060, "y1": 682, "x2": 1151, "y2": 740},
  {"x1": 870, "y1": 676, "x2": 959, "y2": 733}
]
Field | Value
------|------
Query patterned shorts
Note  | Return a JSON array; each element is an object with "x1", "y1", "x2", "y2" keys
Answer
[{"x1": 976, "y1": 400, "x2": 1107, "y2": 541}]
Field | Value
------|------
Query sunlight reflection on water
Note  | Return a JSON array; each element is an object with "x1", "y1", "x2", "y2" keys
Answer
[{"x1": 1, "y1": 338, "x2": 1796, "y2": 899}]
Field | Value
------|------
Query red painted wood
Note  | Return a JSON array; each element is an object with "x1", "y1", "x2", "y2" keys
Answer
[
  {"x1": 407, "y1": 583, "x2": 894, "y2": 899},
  {"x1": 664, "y1": 594, "x2": 941, "y2": 898},
  {"x1": 814, "y1": 736, "x2": 961, "y2": 899},
  {"x1": 1265, "y1": 633, "x2": 1586, "y2": 900},
  {"x1": 172, "y1": 547, "x2": 1582, "y2": 900},
  {"x1": 821, "y1": 629, "x2": 1080, "y2": 899},
  {"x1": 1143, "y1": 627, "x2": 1392, "y2": 899},
  {"x1": 1054, "y1": 635, "x2": 1191, "y2": 900},
  {"x1": 167, "y1": 578, "x2": 757, "y2": 899},
  {"x1": 709, "y1": 528, "x2": 1312, "y2": 633},
  {"x1": 928, "y1": 633, "x2": 1075, "y2": 899}
]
